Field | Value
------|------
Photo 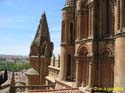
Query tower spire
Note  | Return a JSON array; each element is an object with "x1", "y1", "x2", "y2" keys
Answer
[{"x1": 32, "y1": 11, "x2": 50, "y2": 47}]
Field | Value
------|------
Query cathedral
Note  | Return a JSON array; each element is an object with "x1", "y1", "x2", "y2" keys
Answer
[{"x1": 26, "y1": 0, "x2": 125, "y2": 93}]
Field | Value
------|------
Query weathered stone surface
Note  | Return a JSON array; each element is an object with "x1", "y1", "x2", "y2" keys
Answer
[
  {"x1": 26, "y1": 12, "x2": 53, "y2": 86},
  {"x1": 26, "y1": 0, "x2": 125, "y2": 93}
]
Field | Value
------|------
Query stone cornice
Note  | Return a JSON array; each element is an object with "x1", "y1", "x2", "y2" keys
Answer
[
  {"x1": 75, "y1": 38, "x2": 94, "y2": 44},
  {"x1": 114, "y1": 32, "x2": 125, "y2": 39}
]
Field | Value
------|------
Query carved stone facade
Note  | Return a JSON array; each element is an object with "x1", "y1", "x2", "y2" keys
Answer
[
  {"x1": 47, "y1": 0, "x2": 125, "y2": 93},
  {"x1": 26, "y1": 0, "x2": 125, "y2": 93},
  {"x1": 114, "y1": 0, "x2": 125, "y2": 93}
]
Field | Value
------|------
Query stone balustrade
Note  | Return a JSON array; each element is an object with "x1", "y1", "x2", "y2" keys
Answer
[
  {"x1": 12, "y1": 84, "x2": 54, "y2": 93},
  {"x1": 30, "y1": 88, "x2": 80, "y2": 93}
]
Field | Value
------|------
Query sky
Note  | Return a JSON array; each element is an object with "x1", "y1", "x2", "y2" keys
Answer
[{"x1": 0, "y1": 0, "x2": 65, "y2": 56}]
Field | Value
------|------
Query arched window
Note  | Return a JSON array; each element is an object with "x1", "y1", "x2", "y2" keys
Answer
[
  {"x1": 66, "y1": 54, "x2": 72, "y2": 81},
  {"x1": 117, "y1": 0, "x2": 120, "y2": 30},
  {"x1": 70, "y1": 22, "x2": 73, "y2": 44},
  {"x1": 78, "y1": 46, "x2": 88, "y2": 56},
  {"x1": 105, "y1": 0, "x2": 112, "y2": 37},
  {"x1": 102, "y1": 51, "x2": 109, "y2": 56},
  {"x1": 61, "y1": 21, "x2": 65, "y2": 42}
]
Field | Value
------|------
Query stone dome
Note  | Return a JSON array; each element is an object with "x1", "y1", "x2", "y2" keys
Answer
[{"x1": 64, "y1": 0, "x2": 76, "y2": 7}]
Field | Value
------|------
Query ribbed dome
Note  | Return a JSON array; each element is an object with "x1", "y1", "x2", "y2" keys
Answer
[{"x1": 64, "y1": 0, "x2": 76, "y2": 7}]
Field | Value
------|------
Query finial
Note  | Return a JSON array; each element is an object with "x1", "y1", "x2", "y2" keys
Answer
[
  {"x1": 43, "y1": 10, "x2": 45, "y2": 14},
  {"x1": 41, "y1": 11, "x2": 46, "y2": 17}
]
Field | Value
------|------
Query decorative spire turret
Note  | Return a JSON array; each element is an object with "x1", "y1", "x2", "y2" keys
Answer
[
  {"x1": 30, "y1": 12, "x2": 53, "y2": 56},
  {"x1": 33, "y1": 12, "x2": 50, "y2": 47}
]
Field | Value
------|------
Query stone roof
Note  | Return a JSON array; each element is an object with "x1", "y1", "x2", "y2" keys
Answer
[{"x1": 25, "y1": 68, "x2": 39, "y2": 76}]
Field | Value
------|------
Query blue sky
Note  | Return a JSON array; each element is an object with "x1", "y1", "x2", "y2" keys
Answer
[{"x1": 0, "y1": 0, "x2": 65, "y2": 56}]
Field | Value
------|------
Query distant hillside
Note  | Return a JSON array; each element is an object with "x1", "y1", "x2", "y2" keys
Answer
[{"x1": 0, "y1": 54, "x2": 29, "y2": 63}]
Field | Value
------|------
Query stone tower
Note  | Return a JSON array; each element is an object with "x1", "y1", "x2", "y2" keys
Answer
[
  {"x1": 57, "y1": 0, "x2": 115, "y2": 92},
  {"x1": 26, "y1": 12, "x2": 53, "y2": 85},
  {"x1": 114, "y1": 0, "x2": 125, "y2": 93},
  {"x1": 59, "y1": 0, "x2": 76, "y2": 81}
]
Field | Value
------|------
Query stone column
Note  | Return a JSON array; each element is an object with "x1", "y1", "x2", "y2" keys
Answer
[
  {"x1": 59, "y1": 47, "x2": 65, "y2": 80},
  {"x1": 87, "y1": 58, "x2": 95, "y2": 87},
  {"x1": 91, "y1": 7, "x2": 94, "y2": 37},
  {"x1": 84, "y1": 57, "x2": 95, "y2": 92},
  {"x1": 88, "y1": 62, "x2": 93, "y2": 87},
  {"x1": 114, "y1": 37, "x2": 125, "y2": 93},
  {"x1": 40, "y1": 56, "x2": 44, "y2": 85},
  {"x1": 75, "y1": 58, "x2": 81, "y2": 87},
  {"x1": 114, "y1": 0, "x2": 125, "y2": 93},
  {"x1": 58, "y1": 55, "x2": 60, "y2": 68},
  {"x1": 82, "y1": 58, "x2": 86, "y2": 87}
]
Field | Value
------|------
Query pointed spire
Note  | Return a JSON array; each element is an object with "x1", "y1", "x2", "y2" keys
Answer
[
  {"x1": 42, "y1": 10, "x2": 46, "y2": 17},
  {"x1": 30, "y1": 11, "x2": 53, "y2": 56},
  {"x1": 41, "y1": 11, "x2": 46, "y2": 21},
  {"x1": 31, "y1": 11, "x2": 50, "y2": 47}
]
